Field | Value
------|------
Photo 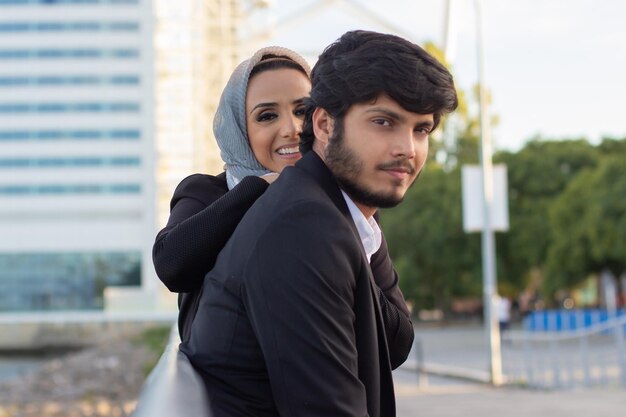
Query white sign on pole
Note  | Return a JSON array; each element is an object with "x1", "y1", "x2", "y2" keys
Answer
[{"x1": 462, "y1": 164, "x2": 509, "y2": 232}]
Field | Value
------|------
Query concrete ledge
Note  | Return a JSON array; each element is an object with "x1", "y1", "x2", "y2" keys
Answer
[{"x1": 0, "y1": 311, "x2": 177, "y2": 351}]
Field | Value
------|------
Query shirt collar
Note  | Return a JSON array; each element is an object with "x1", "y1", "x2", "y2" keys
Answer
[{"x1": 340, "y1": 190, "x2": 382, "y2": 262}]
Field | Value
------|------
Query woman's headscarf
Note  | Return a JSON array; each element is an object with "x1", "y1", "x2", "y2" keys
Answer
[{"x1": 213, "y1": 46, "x2": 311, "y2": 189}]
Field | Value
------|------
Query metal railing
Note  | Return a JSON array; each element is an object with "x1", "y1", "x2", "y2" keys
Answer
[
  {"x1": 503, "y1": 315, "x2": 626, "y2": 389},
  {"x1": 131, "y1": 325, "x2": 212, "y2": 417}
]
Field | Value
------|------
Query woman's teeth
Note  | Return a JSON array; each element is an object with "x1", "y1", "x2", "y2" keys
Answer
[{"x1": 277, "y1": 146, "x2": 300, "y2": 155}]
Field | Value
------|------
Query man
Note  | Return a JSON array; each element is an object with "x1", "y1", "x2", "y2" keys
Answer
[{"x1": 182, "y1": 30, "x2": 458, "y2": 416}]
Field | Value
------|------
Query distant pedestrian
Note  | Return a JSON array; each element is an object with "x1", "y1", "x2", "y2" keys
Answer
[{"x1": 496, "y1": 295, "x2": 511, "y2": 333}]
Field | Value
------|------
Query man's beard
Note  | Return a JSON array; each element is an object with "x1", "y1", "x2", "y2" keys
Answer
[{"x1": 324, "y1": 124, "x2": 418, "y2": 209}]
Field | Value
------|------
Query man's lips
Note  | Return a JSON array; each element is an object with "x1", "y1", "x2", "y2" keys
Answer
[{"x1": 383, "y1": 168, "x2": 410, "y2": 179}]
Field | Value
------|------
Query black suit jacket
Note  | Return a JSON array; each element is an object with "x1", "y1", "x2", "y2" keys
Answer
[{"x1": 181, "y1": 152, "x2": 396, "y2": 417}]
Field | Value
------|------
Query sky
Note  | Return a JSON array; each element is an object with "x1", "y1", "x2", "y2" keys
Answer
[{"x1": 244, "y1": 0, "x2": 626, "y2": 152}]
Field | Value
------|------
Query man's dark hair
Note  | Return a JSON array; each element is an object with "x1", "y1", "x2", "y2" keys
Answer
[{"x1": 300, "y1": 30, "x2": 458, "y2": 153}]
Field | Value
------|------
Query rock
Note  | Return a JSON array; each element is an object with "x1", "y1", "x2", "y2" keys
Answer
[{"x1": 0, "y1": 332, "x2": 162, "y2": 417}]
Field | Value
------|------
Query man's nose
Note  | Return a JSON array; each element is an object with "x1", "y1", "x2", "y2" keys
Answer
[{"x1": 392, "y1": 130, "x2": 416, "y2": 158}]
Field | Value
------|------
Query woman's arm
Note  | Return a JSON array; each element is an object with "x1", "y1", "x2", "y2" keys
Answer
[
  {"x1": 152, "y1": 174, "x2": 269, "y2": 293},
  {"x1": 369, "y1": 232, "x2": 415, "y2": 369}
]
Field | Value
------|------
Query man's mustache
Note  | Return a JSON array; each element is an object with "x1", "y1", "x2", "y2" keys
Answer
[{"x1": 377, "y1": 160, "x2": 416, "y2": 175}]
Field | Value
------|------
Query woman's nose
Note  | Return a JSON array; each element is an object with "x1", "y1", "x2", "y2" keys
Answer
[{"x1": 281, "y1": 114, "x2": 302, "y2": 139}]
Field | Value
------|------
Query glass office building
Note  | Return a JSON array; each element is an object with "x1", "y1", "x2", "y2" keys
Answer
[
  {"x1": 0, "y1": 0, "x2": 241, "y2": 312},
  {"x1": 0, "y1": 0, "x2": 155, "y2": 311}
]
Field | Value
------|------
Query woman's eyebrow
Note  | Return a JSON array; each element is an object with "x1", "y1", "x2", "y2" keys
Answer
[{"x1": 249, "y1": 102, "x2": 277, "y2": 114}]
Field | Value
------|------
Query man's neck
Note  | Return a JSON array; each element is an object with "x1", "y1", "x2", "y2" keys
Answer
[
  {"x1": 313, "y1": 147, "x2": 377, "y2": 218},
  {"x1": 353, "y1": 200, "x2": 376, "y2": 219}
]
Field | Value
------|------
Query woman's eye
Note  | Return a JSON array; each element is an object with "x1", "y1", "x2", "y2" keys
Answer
[
  {"x1": 294, "y1": 107, "x2": 306, "y2": 117},
  {"x1": 257, "y1": 112, "x2": 277, "y2": 122}
]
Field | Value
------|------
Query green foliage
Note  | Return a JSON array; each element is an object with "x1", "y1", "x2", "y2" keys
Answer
[
  {"x1": 135, "y1": 325, "x2": 171, "y2": 353},
  {"x1": 493, "y1": 139, "x2": 600, "y2": 298},
  {"x1": 379, "y1": 42, "x2": 626, "y2": 311},
  {"x1": 380, "y1": 165, "x2": 482, "y2": 311},
  {"x1": 132, "y1": 325, "x2": 171, "y2": 376},
  {"x1": 546, "y1": 155, "x2": 626, "y2": 294},
  {"x1": 382, "y1": 133, "x2": 626, "y2": 310}
]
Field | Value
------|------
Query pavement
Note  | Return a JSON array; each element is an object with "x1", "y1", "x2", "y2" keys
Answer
[{"x1": 393, "y1": 323, "x2": 625, "y2": 417}]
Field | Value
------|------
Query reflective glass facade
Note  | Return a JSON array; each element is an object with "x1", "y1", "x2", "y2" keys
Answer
[{"x1": 0, "y1": 252, "x2": 141, "y2": 311}]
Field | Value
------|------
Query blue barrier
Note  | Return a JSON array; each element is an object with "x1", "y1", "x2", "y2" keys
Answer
[{"x1": 523, "y1": 309, "x2": 626, "y2": 332}]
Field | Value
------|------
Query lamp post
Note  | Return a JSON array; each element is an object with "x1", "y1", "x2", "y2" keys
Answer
[{"x1": 474, "y1": 0, "x2": 503, "y2": 386}]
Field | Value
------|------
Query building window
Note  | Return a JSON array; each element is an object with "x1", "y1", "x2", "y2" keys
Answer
[
  {"x1": 0, "y1": 22, "x2": 139, "y2": 32},
  {"x1": 0, "y1": 1, "x2": 139, "y2": 5},
  {"x1": 0, "y1": 251, "x2": 141, "y2": 311},
  {"x1": 0, "y1": 156, "x2": 141, "y2": 168},
  {"x1": 0, "y1": 75, "x2": 140, "y2": 87},
  {"x1": 0, "y1": 102, "x2": 140, "y2": 113},
  {"x1": 0, "y1": 130, "x2": 141, "y2": 141},
  {"x1": 0, "y1": 183, "x2": 142, "y2": 195},
  {"x1": 0, "y1": 49, "x2": 139, "y2": 59}
]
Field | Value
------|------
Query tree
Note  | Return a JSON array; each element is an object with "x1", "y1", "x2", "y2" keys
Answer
[
  {"x1": 546, "y1": 153, "x2": 626, "y2": 297},
  {"x1": 380, "y1": 164, "x2": 482, "y2": 311},
  {"x1": 493, "y1": 139, "x2": 600, "y2": 300}
]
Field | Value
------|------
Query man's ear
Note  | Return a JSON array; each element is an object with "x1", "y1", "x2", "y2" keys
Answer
[{"x1": 312, "y1": 107, "x2": 334, "y2": 150}]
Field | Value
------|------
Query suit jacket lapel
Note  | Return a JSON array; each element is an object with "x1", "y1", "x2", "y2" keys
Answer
[
  {"x1": 295, "y1": 151, "x2": 396, "y2": 416},
  {"x1": 295, "y1": 153, "x2": 375, "y2": 266}
]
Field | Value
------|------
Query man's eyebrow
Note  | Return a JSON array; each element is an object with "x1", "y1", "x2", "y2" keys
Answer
[
  {"x1": 415, "y1": 120, "x2": 435, "y2": 130},
  {"x1": 365, "y1": 107, "x2": 404, "y2": 122},
  {"x1": 365, "y1": 107, "x2": 434, "y2": 128}
]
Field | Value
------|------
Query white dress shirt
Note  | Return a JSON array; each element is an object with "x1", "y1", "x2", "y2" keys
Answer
[{"x1": 341, "y1": 190, "x2": 382, "y2": 262}]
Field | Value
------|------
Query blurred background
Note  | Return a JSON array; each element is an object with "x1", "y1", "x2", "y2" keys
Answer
[{"x1": 0, "y1": 1, "x2": 625, "y2": 416}]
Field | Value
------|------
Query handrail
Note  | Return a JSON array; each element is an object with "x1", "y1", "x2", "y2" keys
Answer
[{"x1": 131, "y1": 325, "x2": 212, "y2": 417}]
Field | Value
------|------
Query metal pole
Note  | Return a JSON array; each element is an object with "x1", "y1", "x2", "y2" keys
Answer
[
  {"x1": 442, "y1": 0, "x2": 457, "y2": 64},
  {"x1": 474, "y1": 0, "x2": 503, "y2": 386},
  {"x1": 413, "y1": 337, "x2": 429, "y2": 389}
]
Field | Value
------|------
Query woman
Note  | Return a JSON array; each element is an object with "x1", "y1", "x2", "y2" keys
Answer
[{"x1": 152, "y1": 46, "x2": 413, "y2": 368}]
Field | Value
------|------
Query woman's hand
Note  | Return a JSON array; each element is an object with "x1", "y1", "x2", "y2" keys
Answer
[{"x1": 260, "y1": 173, "x2": 279, "y2": 184}]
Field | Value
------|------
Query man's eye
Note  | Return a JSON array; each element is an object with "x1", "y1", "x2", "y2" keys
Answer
[
  {"x1": 373, "y1": 118, "x2": 391, "y2": 126},
  {"x1": 257, "y1": 112, "x2": 277, "y2": 122}
]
